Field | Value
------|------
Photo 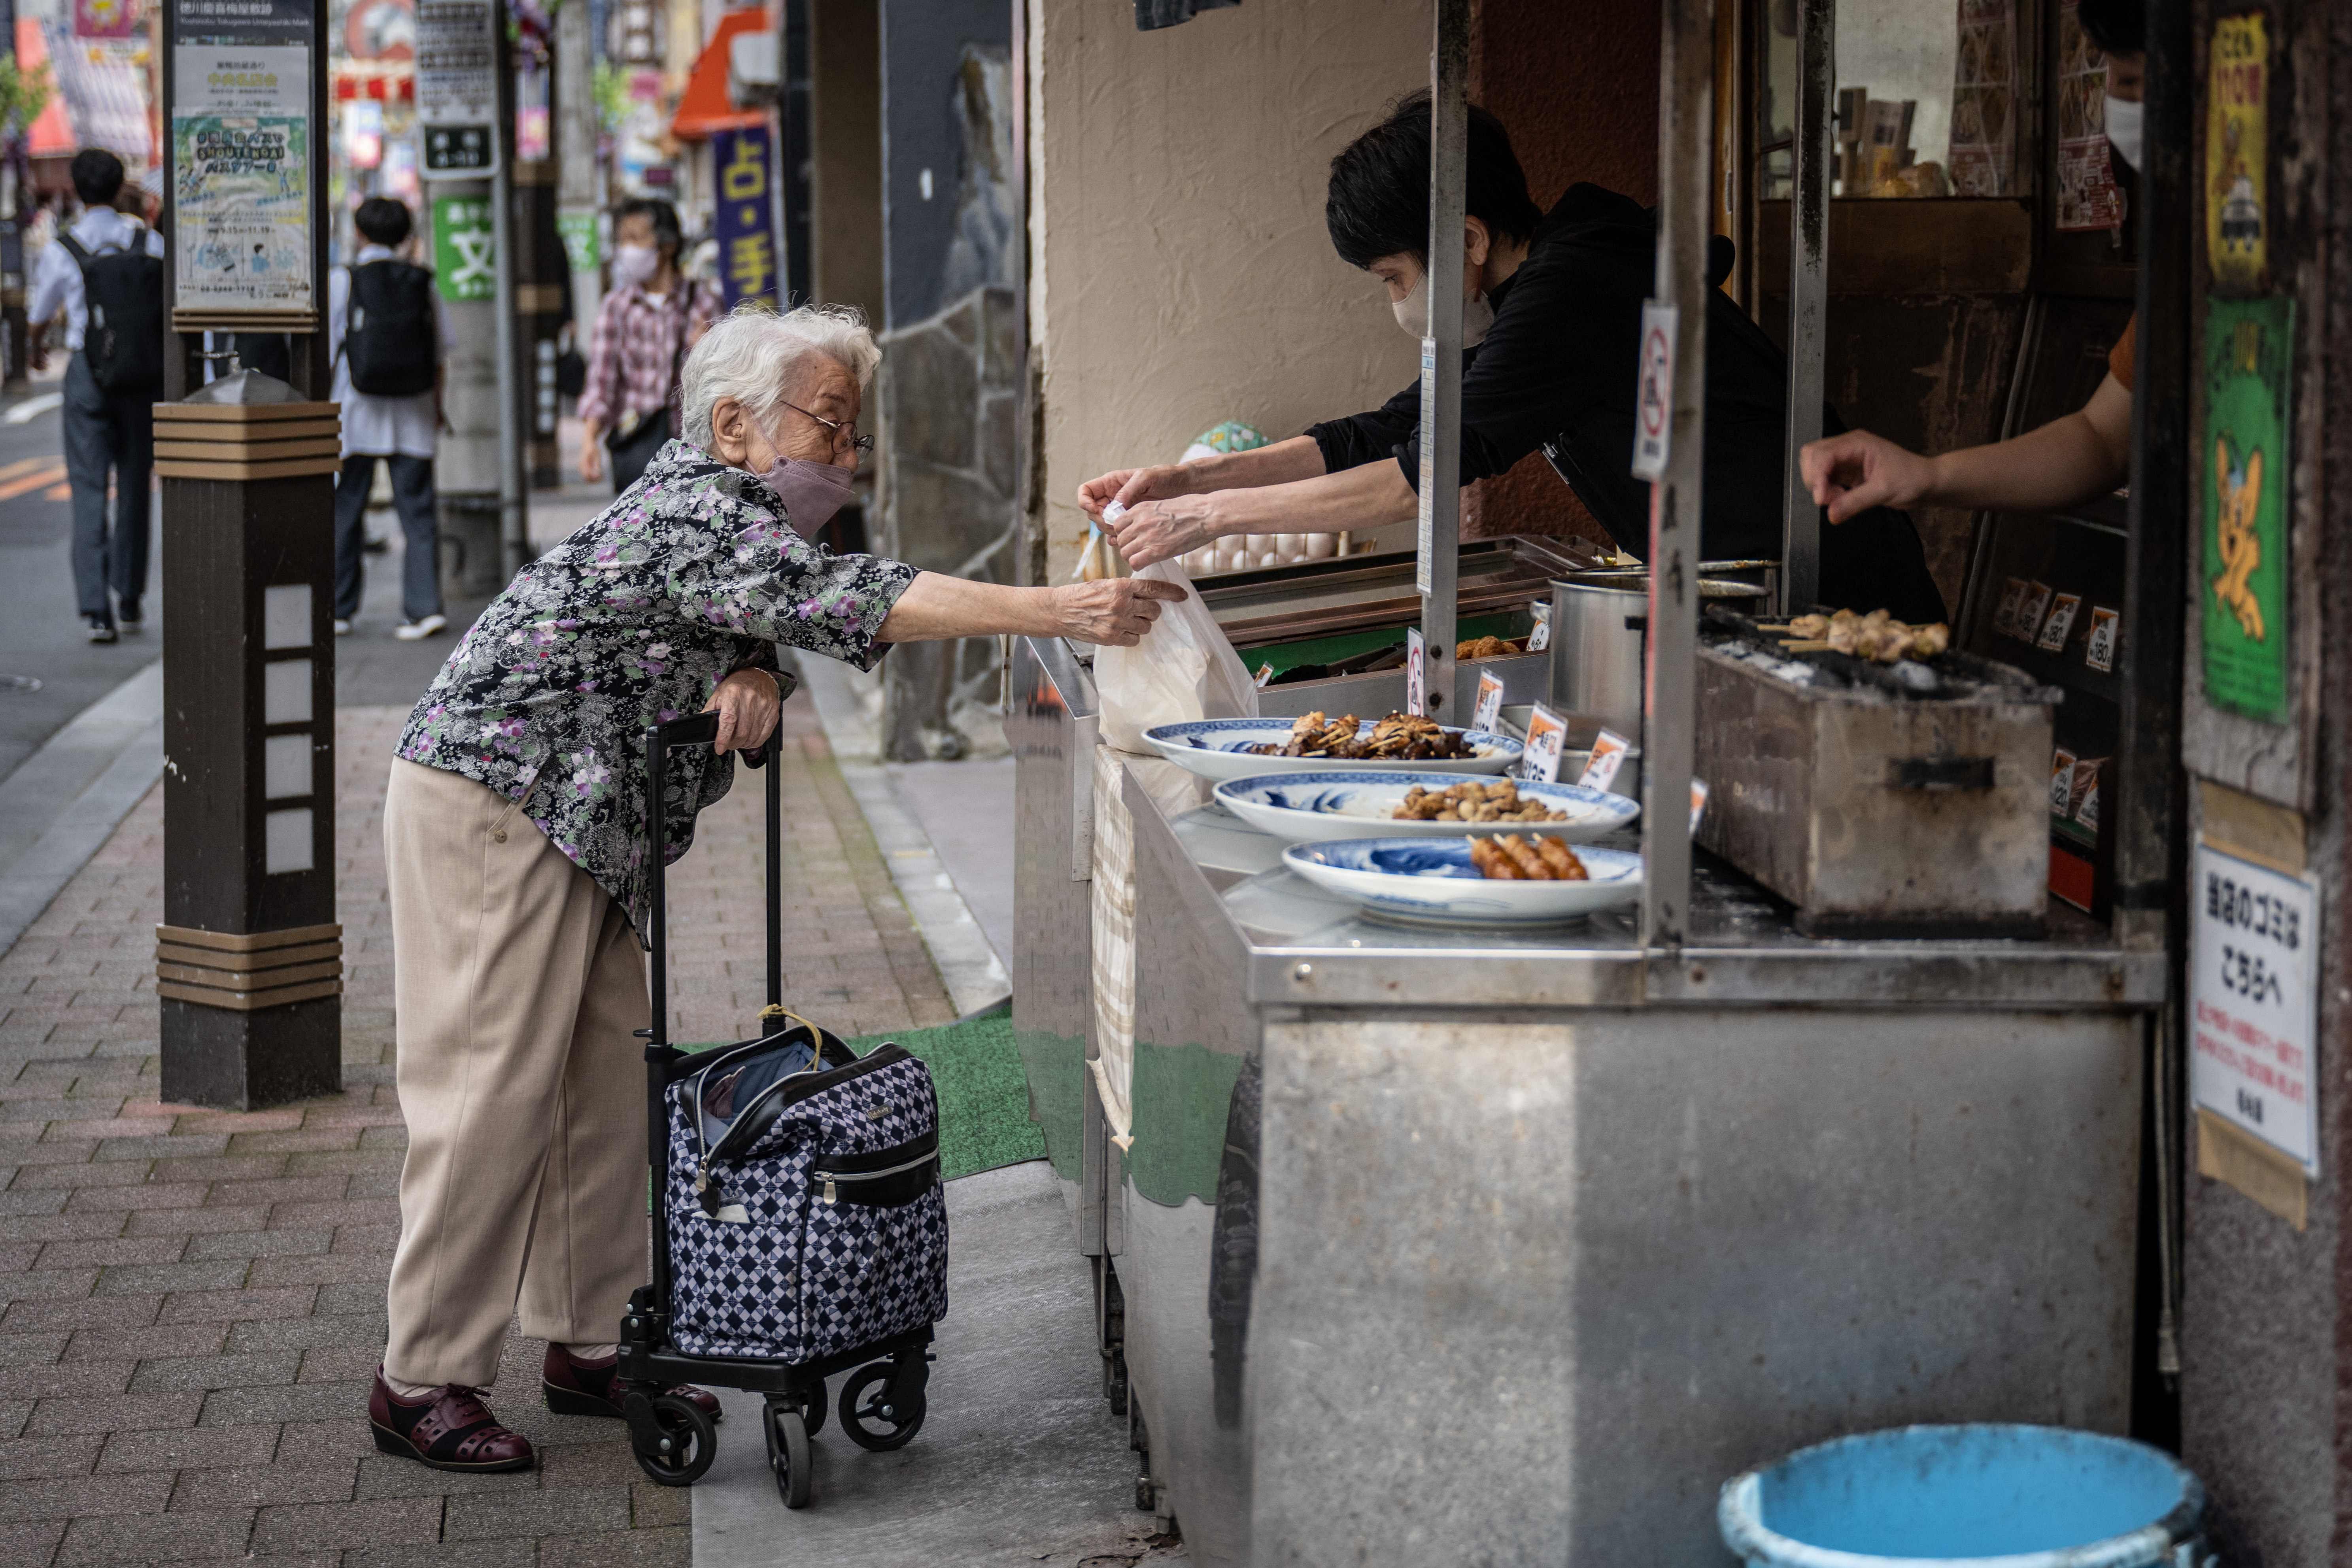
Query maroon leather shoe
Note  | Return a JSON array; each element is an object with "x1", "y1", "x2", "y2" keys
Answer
[
  {"x1": 368, "y1": 1369, "x2": 535, "y2": 1472},
  {"x1": 541, "y1": 1344, "x2": 722, "y2": 1423}
]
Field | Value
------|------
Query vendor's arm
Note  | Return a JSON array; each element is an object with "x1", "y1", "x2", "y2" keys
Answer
[
  {"x1": 1800, "y1": 375, "x2": 2131, "y2": 522},
  {"x1": 1077, "y1": 435, "x2": 1331, "y2": 521},
  {"x1": 1099, "y1": 458, "x2": 1417, "y2": 569}
]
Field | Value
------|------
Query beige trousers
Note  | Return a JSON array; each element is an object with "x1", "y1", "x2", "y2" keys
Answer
[{"x1": 382, "y1": 759, "x2": 650, "y2": 1388}]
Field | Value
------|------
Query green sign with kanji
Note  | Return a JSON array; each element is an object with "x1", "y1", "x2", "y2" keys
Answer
[
  {"x1": 431, "y1": 194, "x2": 497, "y2": 304},
  {"x1": 2200, "y1": 293, "x2": 2293, "y2": 724},
  {"x1": 556, "y1": 209, "x2": 600, "y2": 274}
]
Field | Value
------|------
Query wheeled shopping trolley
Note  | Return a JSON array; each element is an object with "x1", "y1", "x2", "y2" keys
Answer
[{"x1": 618, "y1": 712, "x2": 949, "y2": 1509}]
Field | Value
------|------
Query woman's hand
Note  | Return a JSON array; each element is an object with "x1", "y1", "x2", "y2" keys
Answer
[
  {"x1": 1100, "y1": 495, "x2": 1220, "y2": 570},
  {"x1": 704, "y1": 668, "x2": 782, "y2": 754},
  {"x1": 1798, "y1": 430, "x2": 1937, "y2": 523},
  {"x1": 1048, "y1": 578, "x2": 1191, "y2": 647},
  {"x1": 1077, "y1": 463, "x2": 1195, "y2": 521}
]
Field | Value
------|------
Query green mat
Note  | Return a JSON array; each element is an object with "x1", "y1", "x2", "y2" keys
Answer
[{"x1": 681, "y1": 1000, "x2": 1041, "y2": 1183}]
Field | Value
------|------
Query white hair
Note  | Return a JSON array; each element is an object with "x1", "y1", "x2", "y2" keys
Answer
[{"x1": 680, "y1": 301, "x2": 882, "y2": 448}]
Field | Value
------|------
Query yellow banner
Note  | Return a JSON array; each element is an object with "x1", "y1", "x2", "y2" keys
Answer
[{"x1": 2206, "y1": 12, "x2": 2269, "y2": 292}]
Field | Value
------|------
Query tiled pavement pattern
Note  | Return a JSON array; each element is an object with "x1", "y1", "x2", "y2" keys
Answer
[{"x1": 0, "y1": 694, "x2": 959, "y2": 1566}]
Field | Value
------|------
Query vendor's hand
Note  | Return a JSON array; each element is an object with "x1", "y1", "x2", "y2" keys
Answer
[
  {"x1": 1049, "y1": 577, "x2": 1190, "y2": 646},
  {"x1": 704, "y1": 668, "x2": 782, "y2": 754},
  {"x1": 1100, "y1": 495, "x2": 1219, "y2": 570},
  {"x1": 1798, "y1": 429, "x2": 1937, "y2": 524},
  {"x1": 1077, "y1": 463, "x2": 1194, "y2": 522}
]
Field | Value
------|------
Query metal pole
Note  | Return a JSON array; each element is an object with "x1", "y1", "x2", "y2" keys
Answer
[
  {"x1": 1642, "y1": 0, "x2": 1714, "y2": 949},
  {"x1": 1779, "y1": 0, "x2": 1831, "y2": 616},
  {"x1": 493, "y1": 0, "x2": 527, "y2": 578},
  {"x1": 1415, "y1": 0, "x2": 1469, "y2": 718}
]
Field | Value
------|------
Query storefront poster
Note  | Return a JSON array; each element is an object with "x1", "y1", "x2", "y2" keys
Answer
[
  {"x1": 2200, "y1": 294, "x2": 2291, "y2": 724},
  {"x1": 711, "y1": 124, "x2": 777, "y2": 308},
  {"x1": 2190, "y1": 841, "x2": 2318, "y2": 1174},
  {"x1": 1947, "y1": 0, "x2": 2016, "y2": 197},
  {"x1": 431, "y1": 192, "x2": 495, "y2": 302},
  {"x1": 2054, "y1": 0, "x2": 2123, "y2": 231},
  {"x1": 2206, "y1": 12, "x2": 2268, "y2": 292},
  {"x1": 74, "y1": 0, "x2": 139, "y2": 40},
  {"x1": 171, "y1": 44, "x2": 314, "y2": 315}
]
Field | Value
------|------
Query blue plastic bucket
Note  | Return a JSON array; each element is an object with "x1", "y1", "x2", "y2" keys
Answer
[{"x1": 1719, "y1": 1425, "x2": 2205, "y2": 1568}]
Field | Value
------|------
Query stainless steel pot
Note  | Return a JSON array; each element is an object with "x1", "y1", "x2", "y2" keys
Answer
[{"x1": 1547, "y1": 571, "x2": 1770, "y2": 741}]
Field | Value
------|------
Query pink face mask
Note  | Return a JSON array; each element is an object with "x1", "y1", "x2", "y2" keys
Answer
[{"x1": 757, "y1": 453, "x2": 856, "y2": 539}]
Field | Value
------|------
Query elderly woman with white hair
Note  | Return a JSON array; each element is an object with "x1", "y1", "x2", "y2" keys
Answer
[{"x1": 366, "y1": 304, "x2": 1181, "y2": 1472}]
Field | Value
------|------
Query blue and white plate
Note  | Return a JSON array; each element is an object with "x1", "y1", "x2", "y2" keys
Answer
[
  {"x1": 1142, "y1": 718, "x2": 1521, "y2": 784},
  {"x1": 1283, "y1": 837, "x2": 1643, "y2": 927},
  {"x1": 1215, "y1": 771, "x2": 1640, "y2": 843}
]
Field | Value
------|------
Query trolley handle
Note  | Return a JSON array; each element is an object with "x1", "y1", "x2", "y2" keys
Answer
[{"x1": 644, "y1": 715, "x2": 781, "y2": 1053}]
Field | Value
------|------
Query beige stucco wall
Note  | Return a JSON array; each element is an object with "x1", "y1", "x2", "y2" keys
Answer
[{"x1": 1026, "y1": 0, "x2": 1431, "y2": 584}]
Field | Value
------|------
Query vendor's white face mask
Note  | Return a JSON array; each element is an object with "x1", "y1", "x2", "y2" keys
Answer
[
  {"x1": 1392, "y1": 272, "x2": 1495, "y2": 348},
  {"x1": 2103, "y1": 95, "x2": 2143, "y2": 172}
]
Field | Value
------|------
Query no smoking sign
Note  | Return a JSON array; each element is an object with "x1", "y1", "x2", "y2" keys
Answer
[{"x1": 1630, "y1": 300, "x2": 1678, "y2": 482}]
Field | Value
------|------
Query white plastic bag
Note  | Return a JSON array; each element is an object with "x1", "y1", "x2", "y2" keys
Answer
[{"x1": 1092, "y1": 557, "x2": 1258, "y2": 753}]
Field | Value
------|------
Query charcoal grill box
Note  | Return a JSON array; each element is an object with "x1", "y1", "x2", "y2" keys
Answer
[{"x1": 1693, "y1": 635, "x2": 2060, "y2": 938}]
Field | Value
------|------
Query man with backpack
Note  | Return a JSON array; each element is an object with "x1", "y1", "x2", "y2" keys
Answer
[
  {"x1": 330, "y1": 197, "x2": 451, "y2": 640},
  {"x1": 28, "y1": 149, "x2": 165, "y2": 645}
]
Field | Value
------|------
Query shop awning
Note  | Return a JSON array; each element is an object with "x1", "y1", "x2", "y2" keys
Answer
[{"x1": 670, "y1": 9, "x2": 768, "y2": 141}]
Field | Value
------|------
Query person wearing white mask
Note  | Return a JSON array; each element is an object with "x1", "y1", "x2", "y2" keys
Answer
[
  {"x1": 1082, "y1": 91, "x2": 1947, "y2": 623},
  {"x1": 1802, "y1": 0, "x2": 2144, "y2": 524},
  {"x1": 578, "y1": 197, "x2": 724, "y2": 491}
]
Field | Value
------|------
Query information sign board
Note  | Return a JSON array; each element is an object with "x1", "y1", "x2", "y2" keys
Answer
[
  {"x1": 417, "y1": 0, "x2": 500, "y2": 177},
  {"x1": 2190, "y1": 841, "x2": 2319, "y2": 1173}
]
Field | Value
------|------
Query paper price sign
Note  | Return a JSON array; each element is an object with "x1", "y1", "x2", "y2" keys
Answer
[
  {"x1": 1526, "y1": 602, "x2": 1552, "y2": 652},
  {"x1": 1522, "y1": 705, "x2": 1569, "y2": 782},
  {"x1": 2084, "y1": 606, "x2": 2120, "y2": 672},
  {"x1": 1689, "y1": 777, "x2": 1710, "y2": 835},
  {"x1": 2190, "y1": 841, "x2": 2320, "y2": 1173},
  {"x1": 1404, "y1": 628, "x2": 1426, "y2": 717},
  {"x1": 1577, "y1": 727, "x2": 1631, "y2": 793},
  {"x1": 1471, "y1": 671, "x2": 1505, "y2": 734},
  {"x1": 1630, "y1": 301, "x2": 1678, "y2": 481}
]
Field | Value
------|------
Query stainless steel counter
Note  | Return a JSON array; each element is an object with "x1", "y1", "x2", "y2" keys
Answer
[{"x1": 1011, "y1": 631, "x2": 2163, "y2": 1568}]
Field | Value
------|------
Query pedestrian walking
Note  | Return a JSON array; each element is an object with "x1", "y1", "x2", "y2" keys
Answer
[
  {"x1": 28, "y1": 149, "x2": 165, "y2": 644},
  {"x1": 576, "y1": 198, "x2": 720, "y2": 493},
  {"x1": 329, "y1": 196, "x2": 453, "y2": 640}
]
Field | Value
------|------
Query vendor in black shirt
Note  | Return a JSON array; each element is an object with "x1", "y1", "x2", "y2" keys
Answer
[{"x1": 1084, "y1": 93, "x2": 1947, "y2": 626}]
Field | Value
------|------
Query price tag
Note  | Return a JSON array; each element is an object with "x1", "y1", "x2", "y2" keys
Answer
[
  {"x1": 1522, "y1": 704, "x2": 1569, "y2": 782},
  {"x1": 1472, "y1": 670, "x2": 1505, "y2": 733},
  {"x1": 1577, "y1": 726, "x2": 1631, "y2": 793},
  {"x1": 1254, "y1": 663, "x2": 1275, "y2": 689},
  {"x1": 2050, "y1": 747, "x2": 2079, "y2": 817},
  {"x1": 2037, "y1": 592, "x2": 2084, "y2": 652},
  {"x1": 2014, "y1": 582, "x2": 2055, "y2": 644},
  {"x1": 1405, "y1": 629, "x2": 1426, "y2": 716},
  {"x1": 1630, "y1": 301, "x2": 1678, "y2": 481},
  {"x1": 2190, "y1": 842, "x2": 2320, "y2": 1174},
  {"x1": 1992, "y1": 577, "x2": 2028, "y2": 639},
  {"x1": 1689, "y1": 777, "x2": 1710, "y2": 835},
  {"x1": 1526, "y1": 602, "x2": 1552, "y2": 653},
  {"x1": 2084, "y1": 606, "x2": 2120, "y2": 672}
]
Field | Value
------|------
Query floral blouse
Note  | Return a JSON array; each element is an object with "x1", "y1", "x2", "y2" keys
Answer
[{"x1": 397, "y1": 440, "x2": 917, "y2": 940}]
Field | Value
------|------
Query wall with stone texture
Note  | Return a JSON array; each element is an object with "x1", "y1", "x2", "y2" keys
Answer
[{"x1": 1026, "y1": 0, "x2": 1430, "y2": 586}]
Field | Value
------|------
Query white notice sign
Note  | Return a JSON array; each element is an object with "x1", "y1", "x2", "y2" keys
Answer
[
  {"x1": 1630, "y1": 300, "x2": 1678, "y2": 481},
  {"x1": 1404, "y1": 628, "x2": 1426, "y2": 717},
  {"x1": 2190, "y1": 842, "x2": 2320, "y2": 1174},
  {"x1": 417, "y1": 0, "x2": 501, "y2": 176}
]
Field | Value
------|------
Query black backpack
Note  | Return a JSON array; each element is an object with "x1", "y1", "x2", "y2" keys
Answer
[
  {"x1": 342, "y1": 260, "x2": 438, "y2": 396},
  {"x1": 59, "y1": 227, "x2": 164, "y2": 397}
]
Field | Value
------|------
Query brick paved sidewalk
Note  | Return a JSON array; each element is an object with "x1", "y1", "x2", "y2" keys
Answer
[{"x1": 0, "y1": 694, "x2": 957, "y2": 1567}]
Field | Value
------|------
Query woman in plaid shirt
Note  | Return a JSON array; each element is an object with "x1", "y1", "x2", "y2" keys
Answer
[{"x1": 579, "y1": 198, "x2": 724, "y2": 491}]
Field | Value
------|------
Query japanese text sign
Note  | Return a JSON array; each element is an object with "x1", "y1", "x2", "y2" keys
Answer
[
  {"x1": 712, "y1": 125, "x2": 778, "y2": 309},
  {"x1": 2190, "y1": 841, "x2": 2318, "y2": 1173}
]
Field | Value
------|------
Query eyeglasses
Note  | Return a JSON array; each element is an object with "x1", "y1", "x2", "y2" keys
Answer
[{"x1": 780, "y1": 399, "x2": 875, "y2": 456}]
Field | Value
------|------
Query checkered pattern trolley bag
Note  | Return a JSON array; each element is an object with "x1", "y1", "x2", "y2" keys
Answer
[{"x1": 617, "y1": 714, "x2": 948, "y2": 1511}]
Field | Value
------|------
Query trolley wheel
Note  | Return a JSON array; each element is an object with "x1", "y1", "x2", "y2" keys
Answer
[
  {"x1": 626, "y1": 1389, "x2": 718, "y2": 1487},
  {"x1": 795, "y1": 1383, "x2": 827, "y2": 1439},
  {"x1": 762, "y1": 1397, "x2": 813, "y2": 1509},
  {"x1": 837, "y1": 1361, "x2": 926, "y2": 1451}
]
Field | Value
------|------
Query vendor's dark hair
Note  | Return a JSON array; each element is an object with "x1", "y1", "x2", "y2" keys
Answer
[
  {"x1": 70, "y1": 149, "x2": 125, "y2": 208},
  {"x1": 353, "y1": 196, "x2": 413, "y2": 247},
  {"x1": 617, "y1": 196, "x2": 685, "y2": 259},
  {"x1": 1326, "y1": 91, "x2": 1543, "y2": 270},
  {"x1": 2077, "y1": 0, "x2": 2143, "y2": 57}
]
